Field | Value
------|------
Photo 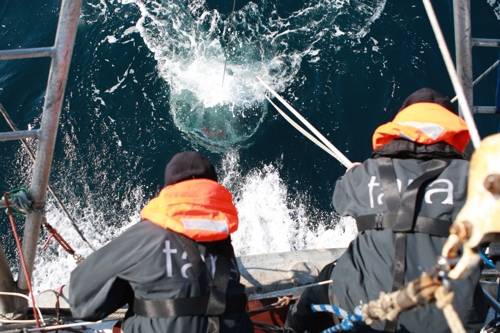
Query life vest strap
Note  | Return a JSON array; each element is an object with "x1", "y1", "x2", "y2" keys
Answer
[
  {"x1": 373, "y1": 157, "x2": 450, "y2": 332},
  {"x1": 355, "y1": 214, "x2": 452, "y2": 237},
  {"x1": 174, "y1": 233, "x2": 232, "y2": 316},
  {"x1": 133, "y1": 293, "x2": 247, "y2": 318}
]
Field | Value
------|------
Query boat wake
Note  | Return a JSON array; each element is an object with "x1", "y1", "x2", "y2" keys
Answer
[{"x1": 27, "y1": 150, "x2": 357, "y2": 294}]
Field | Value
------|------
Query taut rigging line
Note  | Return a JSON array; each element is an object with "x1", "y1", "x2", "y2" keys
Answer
[{"x1": 222, "y1": 0, "x2": 237, "y2": 87}]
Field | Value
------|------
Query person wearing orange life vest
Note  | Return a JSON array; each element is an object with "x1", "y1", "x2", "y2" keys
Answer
[
  {"x1": 69, "y1": 152, "x2": 254, "y2": 333},
  {"x1": 286, "y1": 88, "x2": 488, "y2": 333}
]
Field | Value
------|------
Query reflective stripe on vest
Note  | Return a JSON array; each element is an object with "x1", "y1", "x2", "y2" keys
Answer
[
  {"x1": 372, "y1": 103, "x2": 470, "y2": 153},
  {"x1": 141, "y1": 179, "x2": 238, "y2": 241},
  {"x1": 181, "y1": 218, "x2": 229, "y2": 234}
]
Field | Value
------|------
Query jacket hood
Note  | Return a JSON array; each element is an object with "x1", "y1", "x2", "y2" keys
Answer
[
  {"x1": 373, "y1": 90, "x2": 470, "y2": 152},
  {"x1": 141, "y1": 179, "x2": 238, "y2": 241}
]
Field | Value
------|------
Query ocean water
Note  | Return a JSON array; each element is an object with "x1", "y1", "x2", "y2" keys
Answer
[{"x1": 0, "y1": 0, "x2": 499, "y2": 294}]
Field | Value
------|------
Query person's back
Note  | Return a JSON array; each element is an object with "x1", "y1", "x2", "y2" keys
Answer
[
  {"x1": 286, "y1": 88, "x2": 488, "y2": 333},
  {"x1": 332, "y1": 157, "x2": 486, "y2": 332},
  {"x1": 69, "y1": 152, "x2": 254, "y2": 333}
]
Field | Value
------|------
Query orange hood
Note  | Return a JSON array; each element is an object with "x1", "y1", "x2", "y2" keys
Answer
[
  {"x1": 141, "y1": 179, "x2": 239, "y2": 241},
  {"x1": 372, "y1": 102, "x2": 470, "y2": 153}
]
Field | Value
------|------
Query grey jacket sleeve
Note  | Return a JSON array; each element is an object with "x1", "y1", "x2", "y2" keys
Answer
[
  {"x1": 69, "y1": 224, "x2": 142, "y2": 320},
  {"x1": 332, "y1": 175, "x2": 348, "y2": 215},
  {"x1": 332, "y1": 162, "x2": 375, "y2": 217}
]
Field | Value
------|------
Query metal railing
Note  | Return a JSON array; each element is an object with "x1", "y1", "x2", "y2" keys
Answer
[
  {"x1": 454, "y1": 0, "x2": 500, "y2": 115},
  {"x1": 0, "y1": 0, "x2": 83, "y2": 315}
]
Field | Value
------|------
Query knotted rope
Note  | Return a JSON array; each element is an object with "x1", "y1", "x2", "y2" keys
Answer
[
  {"x1": 3, "y1": 188, "x2": 84, "y2": 264},
  {"x1": 435, "y1": 286, "x2": 465, "y2": 333},
  {"x1": 311, "y1": 304, "x2": 364, "y2": 332},
  {"x1": 308, "y1": 271, "x2": 465, "y2": 333},
  {"x1": 2, "y1": 187, "x2": 36, "y2": 216},
  {"x1": 1, "y1": 103, "x2": 95, "y2": 252}
]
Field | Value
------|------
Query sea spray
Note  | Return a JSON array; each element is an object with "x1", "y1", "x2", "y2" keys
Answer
[
  {"x1": 219, "y1": 151, "x2": 357, "y2": 256},
  {"x1": 29, "y1": 150, "x2": 357, "y2": 293},
  {"x1": 128, "y1": 0, "x2": 386, "y2": 151}
]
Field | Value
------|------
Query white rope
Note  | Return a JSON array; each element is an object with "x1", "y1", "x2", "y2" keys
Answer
[
  {"x1": 0, "y1": 291, "x2": 44, "y2": 325},
  {"x1": 22, "y1": 319, "x2": 118, "y2": 332},
  {"x1": 257, "y1": 77, "x2": 352, "y2": 168},
  {"x1": 249, "y1": 279, "x2": 334, "y2": 300},
  {"x1": 422, "y1": 0, "x2": 481, "y2": 148},
  {"x1": 265, "y1": 95, "x2": 341, "y2": 161}
]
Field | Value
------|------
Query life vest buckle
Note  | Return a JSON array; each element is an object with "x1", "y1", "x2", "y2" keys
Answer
[{"x1": 374, "y1": 213, "x2": 384, "y2": 230}]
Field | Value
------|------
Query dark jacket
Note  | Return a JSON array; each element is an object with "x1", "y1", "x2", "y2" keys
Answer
[
  {"x1": 330, "y1": 140, "x2": 487, "y2": 332},
  {"x1": 287, "y1": 89, "x2": 487, "y2": 333},
  {"x1": 69, "y1": 220, "x2": 254, "y2": 333}
]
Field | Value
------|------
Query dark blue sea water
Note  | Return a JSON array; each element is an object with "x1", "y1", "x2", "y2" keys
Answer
[{"x1": 0, "y1": 0, "x2": 499, "y2": 292}]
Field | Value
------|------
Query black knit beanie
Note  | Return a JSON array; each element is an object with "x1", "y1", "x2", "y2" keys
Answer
[
  {"x1": 164, "y1": 152, "x2": 218, "y2": 186},
  {"x1": 399, "y1": 88, "x2": 457, "y2": 113}
]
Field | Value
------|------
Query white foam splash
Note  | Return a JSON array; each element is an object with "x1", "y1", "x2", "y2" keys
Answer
[
  {"x1": 488, "y1": 0, "x2": 500, "y2": 19},
  {"x1": 30, "y1": 187, "x2": 144, "y2": 294},
  {"x1": 219, "y1": 151, "x2": 357, "y2": 256}
]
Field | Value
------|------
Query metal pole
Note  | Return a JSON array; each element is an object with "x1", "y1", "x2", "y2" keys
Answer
[
  {"x1": 17, "y1": 0, "x2": 83, "y2": 290},
  {"x1": 0, "y1": 130, "x2": 40, "y2": 141},
  {"x1": 0, "y1": 47, "x2": 54, "y2": 61},
  {"x1": 472, "y1": 38, "x2": 500, "y2": 47},
  {"x1": 0, "y1": 104, "x2": 96, "y2": 251},
  {"x1": 0, "y1": 244, "x2": 18, "y2": 316},
  {"x1": 453, "y1": 0, "x2": 473, "y2": 116},
  {"x1": 423, "y1": 0, "x2": 481, "y2": 148},
  {"x1": 451, "y1": 60, "x2": 499, "y2": 103}
]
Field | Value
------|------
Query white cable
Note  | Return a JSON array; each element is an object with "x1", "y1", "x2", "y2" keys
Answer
[
  {"x1": 249, "y1": 280, "x2": 334, "y2": 300},
  {"x1": 422, "y1": 0, "x2": 481, "y2": 148},
  {"x1": 265, "y1": 95, "x2": 343, "y2": 162},
  {"x1": 0, "y1": 291, "x2": 44, "y2": 325},
  {"x1": 257, "y1": 77, "x2": 352, "y2": 168}
]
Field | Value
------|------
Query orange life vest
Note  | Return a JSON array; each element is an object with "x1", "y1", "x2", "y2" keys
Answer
[
  {"x1": 372, "y1": 102, "x2": 471, "y2": 153},
  {"x1": 141, "y1": 179, "x2": 239, "y2": 241}
]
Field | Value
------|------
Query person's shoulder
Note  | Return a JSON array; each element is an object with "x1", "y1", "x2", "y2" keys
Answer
[
  {"x1": 336, "y1": 159, "x2": 376, "y2": 188},
  {"x1": 122, "y1": 220, "x2": 175, "y2": 239},
  {"x1": 345, "y1": 158, "x2": 377, "y2": 175},
  {"x1": 447, "y1": 158, "x2": 470, "y2": 169}
]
